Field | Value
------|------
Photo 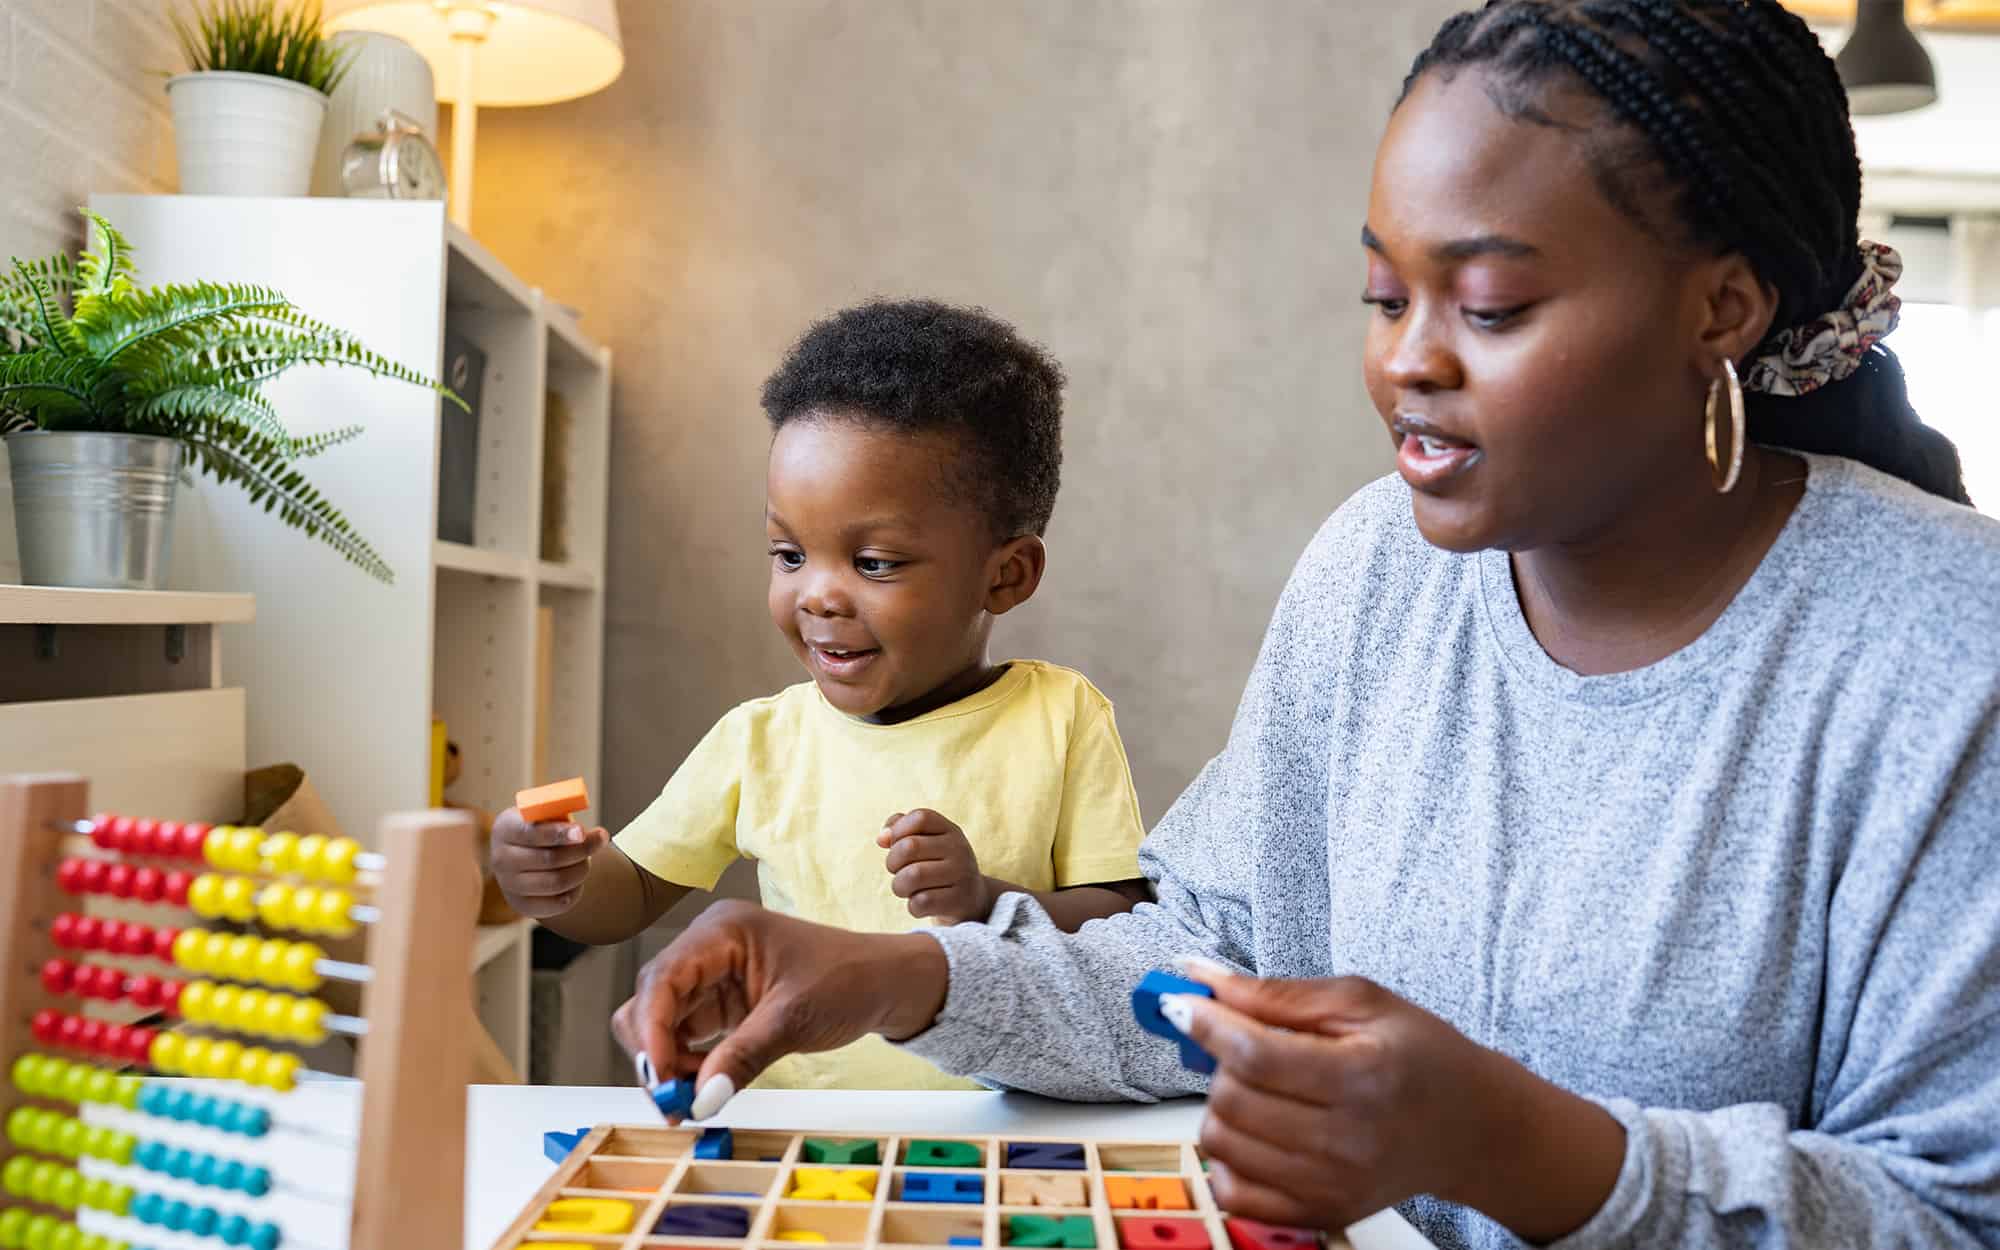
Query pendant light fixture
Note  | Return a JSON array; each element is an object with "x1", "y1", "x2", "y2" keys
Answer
[{"x1": 1834, "y1": 0, "x2": 1941, "y2": 114}]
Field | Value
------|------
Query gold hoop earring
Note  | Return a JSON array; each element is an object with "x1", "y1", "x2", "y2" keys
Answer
[{"x1": 1705, "y1": 357, "x2": 1744, "y2": 494}]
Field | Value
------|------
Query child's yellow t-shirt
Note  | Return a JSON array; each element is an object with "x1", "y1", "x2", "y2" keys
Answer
[{"x1": 614, "y1": 659, "x2": 1147, "y2": 1090}]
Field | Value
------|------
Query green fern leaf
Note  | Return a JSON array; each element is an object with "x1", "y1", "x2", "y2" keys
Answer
[
  {"x1": 181, "y1": 420, "x2": 394, "y2": 583},
  {"x1": 285, "y1": 424, "x2": 364, "y2": 459},
  {"x1": 0, "y1": 351, "x2": 102, "y2": 426},
  {"x1": 78, "y1": 280, "x2": 292, "y2": 362},
  {"x1": 75, "y1": 209, "x2": 138, "y2": 300},
  {"x1": 128, "y1": 382, "x2": 292, "y2": 448},
  {"x1": 11, "y1": 259, "x2": 86, "y2": 358},
  {"x1": 0, "y1": 254, "x2": 79, "y2": 347}
]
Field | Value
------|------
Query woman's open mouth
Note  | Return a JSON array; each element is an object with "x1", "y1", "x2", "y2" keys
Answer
[{"x1": 1394, "y1": 420, "x2": 1483, "y2": 489}]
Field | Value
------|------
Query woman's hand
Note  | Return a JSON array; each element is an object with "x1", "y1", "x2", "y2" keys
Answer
[
  {"x1": 879, "y1": 809, "x2": 997, "y2": 923},
  {"x1": 610, "y1": 900, "x2": 949, "y2": 1120},
  {"x1": 1167, "y1": 962, "x2": 1626, "y2": 1241}
]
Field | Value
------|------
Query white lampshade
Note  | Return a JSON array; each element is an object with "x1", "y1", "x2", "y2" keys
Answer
[{"x1": 322, "y1": 0, "x2": 624, "y2": 107}]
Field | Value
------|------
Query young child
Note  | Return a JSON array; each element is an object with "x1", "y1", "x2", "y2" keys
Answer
[{"x1": 490, "y1": 299, "x2": 1150, "y2": 1089}]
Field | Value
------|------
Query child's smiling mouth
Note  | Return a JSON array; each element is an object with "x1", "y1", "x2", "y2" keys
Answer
[{"x1": 808, "y1": 643, "x2": 880, "y2": 678}]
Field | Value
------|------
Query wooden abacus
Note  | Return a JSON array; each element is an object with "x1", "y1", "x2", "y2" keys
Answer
[{"x1": 0, "y1": 772, "x2": 478, "y2": 1250}]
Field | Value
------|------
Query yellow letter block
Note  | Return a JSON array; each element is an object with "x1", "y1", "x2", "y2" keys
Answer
[
  {"x1": 788, "y1": 1168, "x2": 878, "y2": 1202},
  {"x1": 534, "y1": 1198, "x2": 636, "y2": 1234}
]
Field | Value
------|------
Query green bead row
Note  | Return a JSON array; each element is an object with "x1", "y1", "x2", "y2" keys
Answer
[
  {"x1": 8, "y1": 1056, "x2": 141, "y2": 1112},
  {"x1": 0, "y1": 1206, "x2": 129, "y2": 1250},
  {"x1": 0, "y1": 1154, "x2": 134, "y2": 1217},
  {"x1": 4, "y1": 1108, "x2": 137, "y2": 1167}
]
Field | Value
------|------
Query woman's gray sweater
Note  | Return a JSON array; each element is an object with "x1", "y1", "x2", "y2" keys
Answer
[{"x1": 903, "y1": 454, "x2": 2000, "y2": 1248}]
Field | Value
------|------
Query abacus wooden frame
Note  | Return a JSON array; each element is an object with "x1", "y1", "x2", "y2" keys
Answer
[{"x1": 0, "y1": 772, "x2": 480, "y2": 1250}]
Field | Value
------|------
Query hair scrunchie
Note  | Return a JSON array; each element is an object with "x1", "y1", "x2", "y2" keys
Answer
[{"x1": 1742, "y1": 241, "x2": 1903, "y2": 398}]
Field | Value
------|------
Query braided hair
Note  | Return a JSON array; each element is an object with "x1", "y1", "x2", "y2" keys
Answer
[{"x1": 1402, "y1": 0, "x2": 1969, "y2": 503}]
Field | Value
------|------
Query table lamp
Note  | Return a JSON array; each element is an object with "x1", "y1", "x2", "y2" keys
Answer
[{"x1": 322, "y1": 0, "x2": 624, "y2": 230}]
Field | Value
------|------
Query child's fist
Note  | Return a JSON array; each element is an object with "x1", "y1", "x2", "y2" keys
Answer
[
  {"x1": 490, "y1": 806, "x2": 609, "y2": 917},
  {"x1": 877, "y1": 809, "x2": 995, "y2": 924}
]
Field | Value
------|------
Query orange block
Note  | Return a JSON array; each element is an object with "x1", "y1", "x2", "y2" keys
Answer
[
  {"x1": 516, "y1": 777, "x2": 590, "y2": 823},
  {"x1": 1105, "y1": 1177, "x2": 1190, "y2": 1211}
]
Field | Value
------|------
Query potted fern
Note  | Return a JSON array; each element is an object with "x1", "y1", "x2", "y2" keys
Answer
[
  {"x1": 168, "y1": 0, "x2": 353, "y2": 196},
  {"x1": 1, "y1": 209, "x2": 458, "y2": 589}
]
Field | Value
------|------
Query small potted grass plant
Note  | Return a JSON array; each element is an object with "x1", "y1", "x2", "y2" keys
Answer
[
  {"x1": 1, "y1": 209, "x2": 460, "y2": 588},
  {"x1": 168, "y1": 0, "x2": 353, "y2": 196}
]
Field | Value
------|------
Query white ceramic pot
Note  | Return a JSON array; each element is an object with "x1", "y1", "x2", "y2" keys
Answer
[
  {"x1": 313, "y1": 31, "x2": 437, "y2": 197},
  {"x1": 167, "y1": 70, "x2": 329, "y2": 197}
]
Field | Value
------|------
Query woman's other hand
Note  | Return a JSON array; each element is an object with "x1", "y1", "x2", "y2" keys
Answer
[{"x1": 1166, "y1": 962, "x2": 1626, "y2": 1241}]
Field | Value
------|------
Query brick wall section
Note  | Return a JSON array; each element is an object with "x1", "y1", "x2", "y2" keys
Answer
[{"x1": 0, "y1": 0, "x2": 180, "y2": 578}]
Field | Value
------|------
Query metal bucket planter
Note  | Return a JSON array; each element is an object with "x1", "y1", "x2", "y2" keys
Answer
[{"x1": 5, "y1": 432, "x2": 183, "y2": 590}]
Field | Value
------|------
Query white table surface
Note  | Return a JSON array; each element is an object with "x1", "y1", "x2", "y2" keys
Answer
[{"x1": 79, "y1": 1082, "x2": 1436, "y2": 1250}]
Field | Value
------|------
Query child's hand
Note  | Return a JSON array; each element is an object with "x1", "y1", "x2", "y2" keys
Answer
[
  {"x1": 877, "y1": 809, "x2": 996, "y2": 924},
  {"x1": 490, "y1": 805, "x2": 610, "y2": 918}
]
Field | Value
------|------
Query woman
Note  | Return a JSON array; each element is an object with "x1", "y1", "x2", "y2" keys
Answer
[{"x1": 607, "y1": 3, "x2": 2000, "y2": 1245}]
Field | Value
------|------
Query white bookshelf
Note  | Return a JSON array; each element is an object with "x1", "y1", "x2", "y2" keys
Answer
[{"x1": 86, "y1": 195, "x2": 612, "y2": 1075}]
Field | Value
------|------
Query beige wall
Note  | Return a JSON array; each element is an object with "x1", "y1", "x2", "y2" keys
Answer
[
  {"x1": 0, "y1": 0, "x2": 182, "y2": 581},
  {"x1": 465, "y1": 1, "x2": 1468, "y2": 875}
]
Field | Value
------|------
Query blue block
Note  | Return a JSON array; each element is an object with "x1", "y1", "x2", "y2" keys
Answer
[
  {"x1": 1006, "y1": 1142, "x2": 1085, "y2": 1170},
  {"x1": 695, "y1": 1127, "x2": 734, "y2": 1159},
  {"x1": 656, "y1": 1204, "x2": 752, "y2": 1238},
  {"x1": 543, "y1": 1127, "x2": 593, "y2": 1165},
  {"x1": 902, "y1": 1172, "x2": 984, "y2": 1204},
  {"x1": 650, "y1": 1078, "x2": 696, "y2": 1118},
  {"x1": 951, "y1": 1239, "x2": 983, "y2": 1246},
  {"x1": 1131, "y1": 969, "x2": 1216, "y2": 1075}
]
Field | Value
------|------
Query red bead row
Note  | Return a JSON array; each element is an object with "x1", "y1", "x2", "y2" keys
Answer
[
  {"x1": 49, "y1": 912, "x2": 180, "y2": 963},
  {"x1": 39, "y1": 958, "x2": 184, "y2": 1013},
  {"x1": 86, "y1": 814, "x2": 213, "y2": 860},
  {"x1": 54, "y1": 857, "x2": 195, "y2": 906},
  {"x1": 29, "y1": 1008, "x2": 159, "y2": 1065}
]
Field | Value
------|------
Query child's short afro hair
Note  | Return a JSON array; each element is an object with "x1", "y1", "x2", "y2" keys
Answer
[{"x1": 760, "y1": 299, "x2": 1064, "y2": 539}]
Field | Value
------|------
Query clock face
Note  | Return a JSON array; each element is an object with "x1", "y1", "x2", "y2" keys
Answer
[{"x1": 391, "y1": 134, "x2": 447, "y2": 200}]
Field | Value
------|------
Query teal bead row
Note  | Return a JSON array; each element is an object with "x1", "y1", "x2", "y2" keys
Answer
[
  {"x1": 130, "y1": 1141, "x2": 271, "y2": 1197},
  {"x1": 132, "y1": 1086, "x2": 272, "y2": 1138},
  {"x1": 127, "y1": 1192, "x2": 278, "y2": 1250}
]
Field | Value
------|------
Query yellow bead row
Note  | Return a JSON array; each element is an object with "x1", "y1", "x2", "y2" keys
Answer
[
  {"x1": 169, "y1": 928, "x2": 325, "y2": 992},
  {"x1": 201, "y1": 828, "x2": 361, "y2": 884},
  {"x1": 185, "y1": 875, "x2": 358, "y2": 938},
  {"x1": 146, "y1": 1034, "x2": 300, "y2": 1092},
  {"x1": 177, "y1": 980, "x2": 330, "y2": 1045}
]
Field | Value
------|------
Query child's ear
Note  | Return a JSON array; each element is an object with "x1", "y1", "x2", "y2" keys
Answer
[{"x1": 984, "y1": 535, "x2": 1047, "y2": 616}]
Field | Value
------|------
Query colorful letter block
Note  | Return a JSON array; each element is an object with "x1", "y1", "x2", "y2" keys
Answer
[
  {"x1": 541, "y1": 1127, "x2": 591, "y2": 1165},
  {"x1": 1008, "y1": 1215, "x2": 1097, "y2": 1248},
  {"x1": 802, "y1": 1138, "x2": 881, "y2": 1165},
  {"x1": 1006, "y1": 1142, "x2": 1085, "y2": 1170},
  {"x1": 655, "y1": 1204, "x2": 752, "y2": 1238},
  {"x1": 695, "y1": 1128, "x2": 734, "y2": 1160},
  {"x1": 1117, "y1": 1220, "x2": 1209, "y2": 1250},
  {"x1": 1001, "y1": 1173, "x2": 1088, "y2": 1208},
  {"x1": 787, "y1": 1168, "x2": 877, "y2": 1202},
  {"x1": 906, "y1": 1139, "x2": 982, "y2": 1167},
  {"x1": 901, "y1": 1172, "x2": 985, "y2": 1204},
  {"x1": 1223, "y1": 1220, "x2": 1320, "y2": 1250},
  {"x1": 535, "y1": 1198, "x2": 634, "y2": 1236},
  {"x1": 1130, "y1": 970, "x2": 1216, "y2": 1075},
  {"x1": 1104, "y1": 1178, "x2": 1190, "y2": 1211}
]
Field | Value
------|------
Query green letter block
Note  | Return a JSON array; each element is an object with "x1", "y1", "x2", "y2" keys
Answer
[
  {"x1": 802, "y1": 1138, "x2": 881, "y2": 1166},
  {"x1": 905, "y1": 1140, "x2": 982, "y2": 1167},
  {"x1": 1007, "y1": 1216, "x2": 1096, "y2": 1248}
]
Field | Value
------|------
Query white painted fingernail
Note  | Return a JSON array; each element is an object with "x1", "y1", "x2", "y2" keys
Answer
[
  {"x1": 634, "y1": 1053, "x2": 655, "y2": 1087},
  {"x1": 1173, "y1": 955, "x2": 1234, "y2": 979},
  {"x1": 1159, "y1": 994, "x2": 1198, "y2": 1034},
  {"x1": 690, "y1": 1073, "x2": 736, "y2": 1121}
]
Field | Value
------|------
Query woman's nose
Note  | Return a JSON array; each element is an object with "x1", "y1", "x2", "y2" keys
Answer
[{"x1": 1382, "y1": 307, "x2": 1464, "y2": 394}]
